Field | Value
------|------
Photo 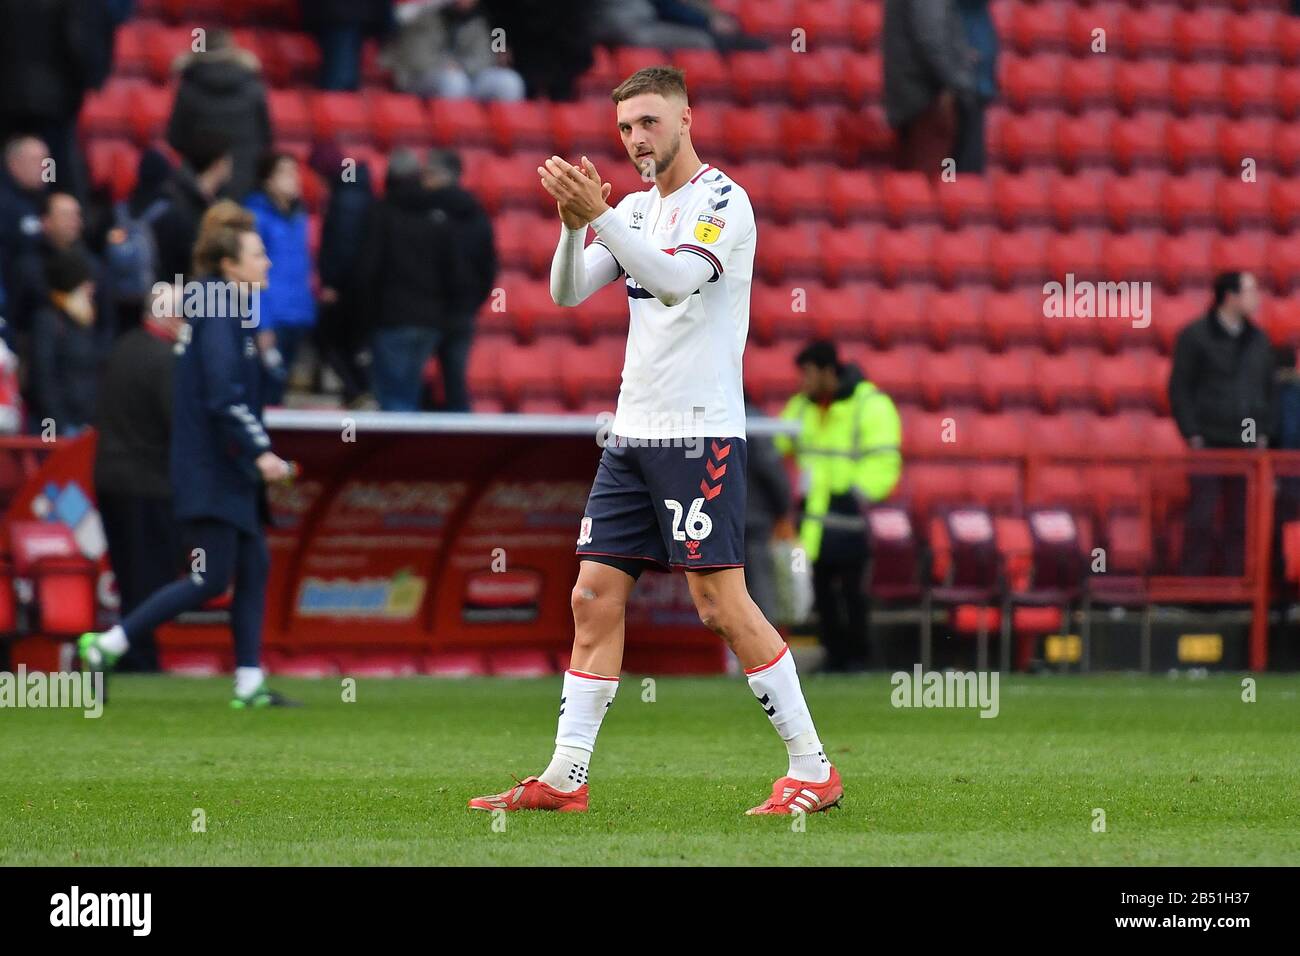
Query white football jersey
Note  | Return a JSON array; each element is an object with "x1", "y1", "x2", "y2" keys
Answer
[{"x1": 594, "y1": 163, "x2": 756, "y2": 440}]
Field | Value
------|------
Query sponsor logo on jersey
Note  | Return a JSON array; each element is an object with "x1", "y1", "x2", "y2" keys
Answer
[
  {"x1": 694, "y1": 215, "x2": 726, "y2": 244},
  {"x1": 630, "y1": 211, "x2": 644, "y2": 231}
]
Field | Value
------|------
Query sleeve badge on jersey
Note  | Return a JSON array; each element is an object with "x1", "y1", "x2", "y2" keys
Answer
[{"x1": 694, "y1": 214, "x2": 726, "y2": 244}]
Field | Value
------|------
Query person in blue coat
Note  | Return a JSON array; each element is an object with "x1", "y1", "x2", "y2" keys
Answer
[
  {"x1": 244, "y1": 152, "x2": 316, "y2": 405},
  {"x1": 79, "y1": 200, "x2": 298, "y2": 708}
]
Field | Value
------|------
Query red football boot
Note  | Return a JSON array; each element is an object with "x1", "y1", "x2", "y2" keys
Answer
[
  {"x1": 746, "y1": 766, "x2": 844, "y2": 815},
  {"x1": 468, "y1": 776, "x2": 589, "y2": 813}
]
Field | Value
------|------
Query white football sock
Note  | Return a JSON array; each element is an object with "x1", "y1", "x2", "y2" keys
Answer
[
  {"x1": 746, "y1": 646, "x2": 831, "y2": 784},
  {"x1": 235, "y1": 666, "x2": 265, "y2": 698},
  {"x1": 539, "y1": 669, "x2": 619, "y2": 792},
  {"x1": 98, "y1": 625, "x2": 128, "y2": 655}
]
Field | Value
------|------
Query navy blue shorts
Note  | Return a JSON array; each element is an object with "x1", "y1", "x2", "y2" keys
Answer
[{"x1": 576, "y1": 436, "x2": 747, "y2": 577}]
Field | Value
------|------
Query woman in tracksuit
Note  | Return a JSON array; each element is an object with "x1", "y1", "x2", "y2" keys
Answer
[{"x1": 80, "y1": 201, "x2": 297, "y2": 708}]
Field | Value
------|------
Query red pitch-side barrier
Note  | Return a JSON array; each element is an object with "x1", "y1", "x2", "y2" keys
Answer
[{"x1": 0, "y1": 416, "x2": 1287, "y2": 673}]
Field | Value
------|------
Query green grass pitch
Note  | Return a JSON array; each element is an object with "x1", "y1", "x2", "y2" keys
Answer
[{"x1": 2, "y1": 673, "x2": 1298, "y2": 866}]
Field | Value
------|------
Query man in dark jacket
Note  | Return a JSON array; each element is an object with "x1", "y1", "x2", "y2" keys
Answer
[
  {"x1": 357, "y1": 149, "x2": 457, "y2": 412},
  {"x1": 151, "y1": 133, "x2": 233, "y2": 282},
  {"x1": 30, "y1": 245, "x2": 100, "y2": 435},
  {"x1": 955, "y1": 0, "x2": 998, "y2": 173},
  {"x1": 8, "y1": 191, "x2": 92, "y2": 340},
  {"x1": 312, "y1": 143, "x2": 374, "y2": 405},
  {"x1": 0, "y1": 0, "x2": 127, "y2": 200},
  {"x1": 93, "y1": 287, "x2": 182, "y2": 672},
  {"x1": 423, "y1": 149, "x2": 495, "y2": 412},
  {"x1": 883, "y1": 0, "x2": 977, "y2": 174},
  {"x1": 166, "y1": 30, "x2": 270, "y2": 201},
  {"x1": 1169, "y1": 271, "x2": 1274, "y2": 576},
  {"x1": 0, "y1": 136, "x2": 49, "y2": 285}
]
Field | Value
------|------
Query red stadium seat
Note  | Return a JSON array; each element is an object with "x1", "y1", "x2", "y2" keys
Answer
[
  {"x1": 672, "y1": 49, "x2": 730, "y2": 99},
  {"x1": 1170, "y1": 62, "x2": 1225, "y2": 115},
  {"x1": 819, "y1": 225, "x2": 878, "y2": 284},
  {"x1": 787, "y1": 50, "x2": 847, "y2": 105},
  {"x1": 861, "y1": 346, "x2": 922, "y2": 406},
  {"x1": 1048, "y1": 170, "x2": 1109, "y2": 231},
  {"x1": 1056, "y1": 110, "x2": 1116, "y2": 170},
  {"x1": 970, "y1": 410, "x2": 1031, "y2": 457},
  {"x1": 826, "y1": 169, "x2": 882, "y2": 224},
  {"x1": 847, "y1": 0, "x2": 882, "y2": 48},
  {"x1": 919, "y1": 347, "x2": 982, "y2": 410},
  {"x1": 1160, "y1": 172, "x2": 1218, "y2": 231},
  {"x1": 744, "y1": 344, "x2": 801, "y2": 404},
  {"x1": 1102, "y1": 230, "x2": 1160, "y2": 281},
  {"x1": 983, "y1": 288, "x2": 1045, "y2": 351},
  {"x1": 1216, "y1": 176, "x2": 1272, "y2": 232},
  {"x1": 1045, "y1": 230, "x2": 1103, "y2": 288},
  {"x1": 1173, "y1": 9, "x2": 1229, "y2": 61},
  {"x1": 1218, "y1": 118, "x2": 1276, "y2": 172},
  {"x1": 936, "y1": 175, "x2": 996, "y2": 229},
  {"x1": 550, "y1": 100, "x2": 614, "y2": 155},
  {"x1": 755, "y1": 222, "x2": 823, "y2": 282},
  {"x1": 989, "y1": 227, "x2": 1049, "y2": 288},
  {"x1": 1086, "y1": 413, "x2": 1147, "y2": 458},
  {"x1": 1034, "y1": 351, "x2": 1097, "y2": 412},
  {"x1": 924, "y1": 288, "x2": 985, "y2": 350},
  {"x1": 1224, "y1": 65, "x2": 1279, "y2": 117},
  {"x1": 1166, "y1": 116, "x2": 1222, "y2": 171},
  {"x1": 486, "y1": 100, "x2": 553, "y2": 152},
  {"x1": 992, "y1": 170, "x2": 1051, "y2": 228},
  {"x1": 1062, "y1": 53, "x2": 1115, "y2": 110},
  {"x1": 1001, "y1": 53, "x2": 1064, "y2": 110},
  {"x1": 1009, "y1": 1, "x2": 1068, "y2": 52},
  {"x1": 1111, "y1": 112, "x2": 1171, "y2": 170},
  {"x1": 842, "y1": 53, "x2": 883, "y2": 105},
  {"x1": 976, "y1": 349, "x2": 1038, "y2": 411},
  {"x1": 722, "y1": 107, "x2": 783, "y2": 162},
  {"x1": 933, "y1": 227, "x2": 994, "y2": 287},
  {"x1": 869, "y1": 285, "x2": 926, "y2": 348},
  {"x1": 1092, "y1": 349, "x2": 1162, "y2": 414},
  {"x1": 1114, "y1": 60, "x2": 1172, "y2": 113},
  {"x1": 727, "y1": 49, "x2": 790, "y2": 103},
  {"x1": 779, "y1": 108, "x2": 839, "y2": 164},
  {"x1": 812, "y1": 283, "x2": 871, "y2": 341},
  {"x1": 1119, "y1": 6, "x2": 1175, "y2": 57},
  {"x1": 1103, "y1": 171, "x2": 1164, "y2": 231},
  {"x1": 994, "y1": 110, "x2": 1058, "y2": 167},
  {"x1": 1225, "y1": 10, "x2": 1281, "y2": 62},
  {"x1": 1157, "y1": 230, "x2": 1214, "y2": 292},
  {"x1": 875, "y1": 227, "x2": 934, "y2": 286},
  {"x1": 879, "y1": 172, "x2": 937, "y2": 225}
]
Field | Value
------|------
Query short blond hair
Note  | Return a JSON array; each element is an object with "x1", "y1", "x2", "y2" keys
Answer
[{"x1": 611, "y1": 66, "x2": 688, "y2": 104}]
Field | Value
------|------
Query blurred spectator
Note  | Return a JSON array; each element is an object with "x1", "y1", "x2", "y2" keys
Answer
[
  {"x1": 30, "y1": 245, "x2": 100, "y2": 435},
  {"x1": 166, "y1": 29, "x2": 270, "y2": 200},
  {"x1": 311, "y1": 143, "x2": 374, "y2": 406},
  {"x1": 1170, "y1": 272, "x2": 1275, "y2": 577},
  {"x1": 423, "y1": 149, "x2": 495, "y2": 411},
  {"x1": 245, "y1": 152, "x2": 317, "y2": 406},
  {"x1": 101, "y1": 148, "x2": 175, "y2": 336},
  {"x1": 9, "y1": 191, "x2": 94, "y2": 342},
  {"x1": 744, "y1": 394, "x2": 792, "y2": 623},
  {"x1": 592, "y1": 0, "x2": 713, "y2": 49},
  {"x1": 0, "y1": 136, "x2": 49, "y2": 284},
  {"x1": 0, "y1": 0, "x2": 128, "y2": 201},
  {"x1": 883, "y1": 0, "x2": 976, "y2": 175},
  {"x1": 358, "y1": 149, "x2": 456, "y2": 412},
  {"x1": 94, "y1": 285, "x2": 182, "y2": 673},
  {"x1": 481, "y1": 0, "x2": 596, "y2": 101},
  {"x1": 955, "y1": 0, "x2": 998, "y2": 173},
  {"x1": 650, "y1": 0, "x2": 768, "y2": 52},
  {"x1": 151, "y1": 133, "x2": 233, "y2": 282},
  {"x1": 384, "y1": 0, "x2": 525, "y2": 101},
  {"x1": 300, "y1": 0, "x2": 393, "y2": 92},
  {"x1": 776, "y1": 341, "x2": 902, "y2": 672}
]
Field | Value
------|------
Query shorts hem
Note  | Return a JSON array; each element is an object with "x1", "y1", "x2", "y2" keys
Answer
[{"x1": 576, "y1": 550, "x2": 671, "y2": 570}]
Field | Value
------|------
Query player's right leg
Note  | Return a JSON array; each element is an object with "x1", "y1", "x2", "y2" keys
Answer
[
  {"x1": 470, "y1": 440, "x2": 661, "y2": 812},
  {"x1": 468, "y1": 559, "x2": 636, "y2": 812},
  {"x1": 79, "y1": 520, "x2": 235, "y2": 676}
]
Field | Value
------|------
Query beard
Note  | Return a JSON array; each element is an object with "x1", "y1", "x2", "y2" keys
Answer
[{"x1": 633, "y1": 132, "x2": 681, "y2": 181}]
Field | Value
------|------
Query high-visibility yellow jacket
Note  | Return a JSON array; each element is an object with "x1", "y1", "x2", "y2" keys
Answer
[{"x1": 775, "y1": 377, "x2": 902, "y2": 562}]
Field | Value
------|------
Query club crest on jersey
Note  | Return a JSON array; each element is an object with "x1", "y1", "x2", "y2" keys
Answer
[
  {"x1": 577, "y1": 516, "x2": 593, "y2": 547},
  {"x1": 665, "y1": 206, "x2": 680, "y2": 229},
  {"x1": 694, "y1": 215, "x2": 726, "y2": 244}
]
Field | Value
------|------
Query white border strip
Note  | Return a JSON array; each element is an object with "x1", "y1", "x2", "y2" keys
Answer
[{"x1": 264, "y1": 410, "x2": 798, "y2": 437}]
